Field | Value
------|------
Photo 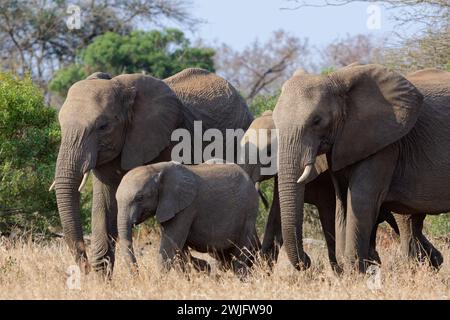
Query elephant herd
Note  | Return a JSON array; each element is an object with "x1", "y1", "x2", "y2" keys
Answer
[{"x1": 49, "y1": 64, "x2": 449, "y2": 278}]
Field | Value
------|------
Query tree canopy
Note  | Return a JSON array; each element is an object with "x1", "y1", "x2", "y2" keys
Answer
[{"x1": 49, "y1": 29, "x2": 215, "y2": 96}]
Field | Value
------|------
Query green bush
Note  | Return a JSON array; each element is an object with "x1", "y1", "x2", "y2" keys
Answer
[
  {"x1": 424, "y1": 214, "x2": 450, "y2": 238},
  {"x1": 249, "y1": 92, "x2": 279, "y2": 117},
  {"x1": 0, "y1": 73, "x2": 60, "y2": 235}
]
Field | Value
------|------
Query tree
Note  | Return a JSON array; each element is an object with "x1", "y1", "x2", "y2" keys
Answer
[
  {"x1": 215, "y1": 30, "x2": 310, "y2": 103},
  {"x1": 0, "y1": 72, "x2": 60, "y2": 235},
  {"x1": 284, "y1": 1, "x2": 450, "y2": 71},
  {"x1": 376, "y1": 29, "x2": 450, "y2": 72},
  {"x1": 319, "y1": 34, "x2": 382, "y2": 69},
  {"x1": 49, "y1": 29, "x2": 216, "y2": 96},
  {"x1": 0, "y1": 0, "x2": 198, "y2": 86},
  {"x1": 284, "y1": 0, "x2": 449, "y2": 30}
]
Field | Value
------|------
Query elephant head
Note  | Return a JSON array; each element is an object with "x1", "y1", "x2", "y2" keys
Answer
[
  {"x1": 240, "y1": 110, "x2": 278, "y2": 183},
  {"x1": 54, "y1": 72, "x2": 183, "y2": 270},
  {"x1": 273, "y1": 64, "x2": 423, "y2": 270},
  {"x1": 116, "y1": 162, "x2": 197, "y2": 267}
]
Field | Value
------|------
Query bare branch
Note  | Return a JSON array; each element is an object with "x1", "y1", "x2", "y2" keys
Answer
[{"x1": 215, "y1": 30, "x2": 310, "y2": 103}]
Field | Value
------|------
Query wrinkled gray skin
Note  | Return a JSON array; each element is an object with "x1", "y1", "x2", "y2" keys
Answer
[
  {"x1": 273, "y1": 64, "x2": 449, "y2": 272},
  {"x1": 241, "y1": 111, "x2": 443, "y2": 270},
  {"x1": 116, "y1": 161, "x2": 260, "y2": 277},
  {"x1": 53, "y1": 68, "x2": 253, "y2": 275}
]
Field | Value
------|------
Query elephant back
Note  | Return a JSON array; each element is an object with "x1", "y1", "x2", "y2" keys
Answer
[
  {"x1": 164, "y1": 68, "x2": 254, "y2": 134},
  {"x1": 406, "y1": 68, "x2": 450, "y2": 107}
]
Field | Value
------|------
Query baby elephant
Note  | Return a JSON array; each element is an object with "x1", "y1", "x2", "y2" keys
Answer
[{"x1": 116, "y1": 161, "x2": 260, "y2": 277}]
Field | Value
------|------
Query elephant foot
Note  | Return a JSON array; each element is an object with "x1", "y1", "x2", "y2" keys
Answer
[
  {"x1": 261, "y1": 244, "x2": 280, "y2": 272},
  {"x1": 91, "y1": 256, "x2": 114, "y2": 280},
  {"x1": 368, "y1": 248, "x2": 381, "y2": 265},
  {"x1": 330, "y1": 262, "x2": 343, "y2": 275},
  {"x1": 410, "y1": 238, "x2": 444, "y2": 270},
  {"x1": 189, "y1": 256, "x2": 212, "y2": 275},
  {"x1": 292, "y1": 252, "x2": 311, "y2": 271},
  {"x1": 428, "y1": 248, "x2": 444, "y2": 269},
  {"x1": 74, "y1": 254, "x2": 92, "y2": 275}
]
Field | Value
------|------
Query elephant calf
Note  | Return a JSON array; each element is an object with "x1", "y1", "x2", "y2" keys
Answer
[{"x1": 116, "y1": 161, "x2": 260, "y2": 277}]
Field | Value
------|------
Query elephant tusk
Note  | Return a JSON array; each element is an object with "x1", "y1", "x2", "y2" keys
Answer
[
  {"x1": 48, "y1": 180, "x2": 56, "y2": 192},
  {"x1": 78, "y1": 172, "x2": 89, "y2": 192},
  {"x1": 297, "y1": 164, "x2": 313, "y2": 184}
]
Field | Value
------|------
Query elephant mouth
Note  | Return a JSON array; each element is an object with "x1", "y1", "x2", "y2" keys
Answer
[
  {"x1": 318, "y1": 139, "x2": 332, "y2": 153},
  {"x1": 99, "y1": 143, "x2": 114, "y2": 151},
  {"x1": 133, "y1": 209, "x2": 155, "y2": 226}
]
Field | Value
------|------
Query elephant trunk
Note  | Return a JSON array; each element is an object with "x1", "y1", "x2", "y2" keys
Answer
[
  {"x1": 55, "y1": 148, "x2": 87, "y2": 270},
  {"x1": 118, "y1": 207, "x2": 137, "y2": 269},
  {"x1": 54, "y1": 135, "x2": 95, "y2": 273},
  {"x1": 277, "y1": 133, "x2": 314, "y2": 270}
]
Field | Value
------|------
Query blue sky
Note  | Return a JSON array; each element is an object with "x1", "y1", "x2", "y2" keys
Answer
[{"x1": 186, "y1": 0, "x2": 398, "y2": 50}]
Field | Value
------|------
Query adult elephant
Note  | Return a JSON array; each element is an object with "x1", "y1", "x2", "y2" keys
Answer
[
  {"x1": 52, "y1": 68, "x2": 253, "y2": 275},
  {"x1": 272, "y1": 64, "x2": 450, "y2": 272},
  {"x1": 241, "y1": 111, "x2": 443, "y2": 270}
]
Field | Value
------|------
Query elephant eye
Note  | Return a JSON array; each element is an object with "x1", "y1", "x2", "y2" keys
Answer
[
  {"x1": 98, "y1": 123, "x2": 109, "y2": 131},
  {"x1": 312, "y1": 116, "x2": 322, "y2": 126},
  {"x1": 135, "y1": 194, "x2": 144, "y2": 202}
]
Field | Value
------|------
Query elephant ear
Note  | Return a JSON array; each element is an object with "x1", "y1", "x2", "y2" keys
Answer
[
  {"x1": 330, "y1": 64, "x2": 423, "y2": 171},
  {"x1": 86, "y1": 72, "x2": 112, "y2": 80},
  {"x1": 116, "y1": 75, "x2": 183, "y2": 170},
  {"x1": 155, "y1": 162, "x2": 198, "y2": 223}
]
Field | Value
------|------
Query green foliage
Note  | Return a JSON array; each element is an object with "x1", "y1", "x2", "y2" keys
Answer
[
  {"x1": 48, "y1": 64, "x2": 88, "y2": 96},
  {"x1": 255, "y1": 179, "x2": 274, "y2": 235},
  {"x1": 447, "y1": 61, "x2": 450, "y2": 71},
  {"x1": 321, "y1": 67, "x2": 335, "y2": 75},
  {"x1": 249, "y1": 92, "x2": 280, "y2": 117},
  {"x1": 49, "y1": 29, "x2": 216, "y2": 96},
  {"x1": 424, "y1": 214, "x2": 450, "y2": 238},
  {"x1": 0, "y1": 73, "x2": 60, "y2": 235}
]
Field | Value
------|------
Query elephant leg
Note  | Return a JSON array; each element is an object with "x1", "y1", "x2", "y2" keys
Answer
[
  {"x1": 330, "y1": 172, "x2": 347, "y2": 271},
  {"x1": 212, "y1": 250, "x2": 232, "y2": 272},
  {"x1": 230, "y1": 231, "x2": 260, "y2": 279},
  {"x1": 316, "y1": 202, "x2": 339, "y2": 269},
  {"x1": 368, "y1": 223, "x2": 381, "y2": 264},
  {"x1": 395, "y1": 213, "x2": 443, "y2": 269},
  {"x1": 91, "y1": 160, "x2": 123, "y2": 277},
  {"x1": 380, "y1": 210, "x2": 400, "y2": 235},
  {"x1": 306, "y1": 172, "x2": 339, "y2": 271},
  {"x1": 159, "y1": 215, "x2": 193, "y2": 272},
  {"x1": 368, "y1": 209, "x2": 401, "y2": 264},
  {"x1": 344, "y1": 150, "x2": 396, "y2": 272},
  {"x1": 90, "y1": 176, "x2": 117, "y2": 276},
  {"x1": 368, "y1": 208, "x2": 393, "y2": 264},
  {"x1": 184, "y1": 249, "x2": 211, "y2": 274},
  {"x1": 261, "y1": 177, "x2": 282, "y2": 267}
]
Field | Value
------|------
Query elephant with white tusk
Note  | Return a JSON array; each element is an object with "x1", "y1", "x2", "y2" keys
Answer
[
  {"x1": 51, "y1": 68, "x2": 253, "y2": 276},
  {"x1": 240, "y1": 110, "x2": 443, "y2": 271},
  {"x1": 273, "y1": 63, "x2": 448, "y2": 272}
]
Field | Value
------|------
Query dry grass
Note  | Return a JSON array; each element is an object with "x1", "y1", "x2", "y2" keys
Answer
[{"x1": 0, "y1": 230, "x2": 448, "y2": 300}]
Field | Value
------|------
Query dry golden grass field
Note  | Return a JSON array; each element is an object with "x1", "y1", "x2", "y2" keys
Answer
[{"x1": 0, "y1": 228, "x2": 448, "y2": 300}]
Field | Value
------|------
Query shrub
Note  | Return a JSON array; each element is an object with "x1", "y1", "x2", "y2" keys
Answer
[
  {"x1": 0, "y1": 73, "x2": 60, "y2": 236},
  {"x1": 249, "y1": 92, "x2": 279, "y2": 117}
]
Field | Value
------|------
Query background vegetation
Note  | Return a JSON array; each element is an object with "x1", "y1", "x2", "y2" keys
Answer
[{"x1": 0, "y1": 73, "x2": 60, "y2": 236}]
